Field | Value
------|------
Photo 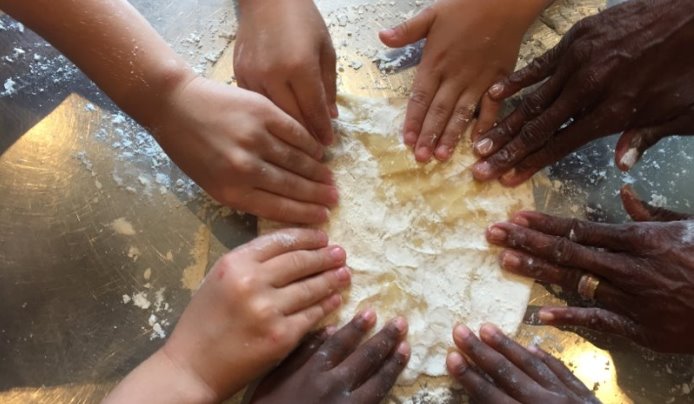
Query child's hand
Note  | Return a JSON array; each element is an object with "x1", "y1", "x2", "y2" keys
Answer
[
  {"x1": 379, "y1": 0, "x2": 547, "y2": 162},
  {"x1": 247, "y1": 310, "x2": 410, "y2": 404},
  {"x1": 152, "y1": 77, "x2": 338, "y2": 224},
  {"x1": 163, "y1": 228, "x2": 350, "y2": 400},
  {"x1": 235, "y1": 0, "x2": 336, "y2": 145}
]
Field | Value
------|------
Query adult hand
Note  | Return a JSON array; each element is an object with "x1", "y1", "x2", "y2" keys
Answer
[
  {"x1": 153, "y1": 77, "x2": 337, "y2": 224},
  {"x1": 248, "y1": 309, "x2": 410, "y2": 404},
  {"x1": 472, "y1": 0, "x2": 694, "y2": 186},
  {"x1": 379, "y1": 0, "x2": 548, "y2": 162},
  {"x1": 447, "y1": 323, "x2": 600, "y2": 403},
  {"x1": 162, "y1": 229, "x2": 351, "y2": 399},
  {"x1": 486, "y1": 185, "x2": 694, "y2": 353},
  {"x1": 235, "y1": 0, "x2": 336, "y2": 145}
]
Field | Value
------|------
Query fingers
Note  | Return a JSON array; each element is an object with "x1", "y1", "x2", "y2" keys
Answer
[
  {"x1": 256, "y1": 161, "x2": 338, "y2": 207},
  {"x1": 266, "y1": 245, "x2": 347, "y2": 287},
  {"x1": 263, "y1": 137, "x2": 334, "y2": 185},
  {"x1": 351, "y1": 342, "x2": 410, "y2": 404},
  {"x1": 403, "y1": 69, "x2": 440, "y2": 148},
  {"x1": 486, "y1": 222, "x2": 631, "y2": 281},
  {"x1": 498, "y1": 249, "x2": 633, "y2": 313},
  {"x1": 487, "y1": 31, "x2": 571, "y2": 102},
  {"x1": 478, "y1": 324, "x2": 563, "y2": 391},
  {"x1": 337, "y1": 317, "x2": 408, "y2": 389},
  {"x1": 265, "y1": 83, "x2": 309, "y2": 130},
  {"x1": 261, "y1": 328, "x2": 333, "y2": 384},
  {"x1": 291, "y1": 74, "x2": 334, "y2": 146},
  {"x1": 538, "y1": 306, "x2": 644, "y2": 343},
  {"x1": 378, "y1": 6, "x2": 435, "y2": 48},
  {"x1": 286, "y1": 294, "x2": 344, "y2": 338},
  {"x1": 267, "y1": 108, "x2": 324, "y2": 161},
  {"x1": 243, "y1": 228, "x2": 328, "y2": 262},
  {"x1": 238, "y1": 189, "x2": 329, "y2": 225},
  {"x1": 472, "y1": 91, "x2": 502, "y2": 143},
  {"x1": 446, "y1": 352, "x2": 518, "y2": 404},
  {"x1": 615, "y1": 126, "x2": 669, "y2": 171},
  {"x1": 452, "y1": 324, "x2": 542, "y2": 402},
  {"x1": 436, "y1": 95, "x2": 478, "y2": 161},
  {"x1": 528, "y1": 346, "x2": 595, "y2": 399},
  {"x1": 320, "y1": 41, "x2": 338, "y2": 118},
  {"x1": 278, "y1": 266, "x2": 351, "y2": 315},
  {"x1": 415, "y1": 83, "x2": 460, "y2": 162},
  {"x1": 314, "y1": 309, "x2": 377, "y2": 370},
  {"x1": 620, "y1": 185, "x2": 691, "y2": 222},
  {"x1": 508, "y1": 211, "x2": 640, "y2": 251}
]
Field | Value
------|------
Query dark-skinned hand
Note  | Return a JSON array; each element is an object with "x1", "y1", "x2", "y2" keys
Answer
[
  {"x1": 447, "y1": 323, "x2": 600, "y2": 404},
  {"x1": 472, "y1": 0, "x2": 694, "y2": 186},
  {"x1": 486, "y1": 185, "x2": 694, "y2": 353},
  {"x1": 247, "y1": 309, "x2": 410, "y2": 404}
]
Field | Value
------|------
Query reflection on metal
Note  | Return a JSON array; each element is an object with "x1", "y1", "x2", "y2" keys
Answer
[{"x1": 1, "y1": 0, "x2": 693, "y2": 403}]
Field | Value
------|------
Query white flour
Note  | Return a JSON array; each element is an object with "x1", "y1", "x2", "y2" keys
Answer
[{"x1": 261, "y1": 95, "x2": 534, "y2": 384}]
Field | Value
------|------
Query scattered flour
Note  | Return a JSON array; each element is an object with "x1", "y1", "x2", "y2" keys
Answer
[
  {"x1": 620, "y1": 148, "x2": 639, "y2": 169},
  {"x1": 683, "y1": 222, "x2": 694, "y2": 244},
  {"x1": 110, "y1": 217, "x2": 136, "y2": 236}
]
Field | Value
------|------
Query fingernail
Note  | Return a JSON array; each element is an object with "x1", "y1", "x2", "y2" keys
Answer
[
  {"x1": 474, "y1": 138, "x2": 494, "y2": 155},
  {"x1": 619, "y1": 147, "x2": 639, "y2": 170},
  {"x1": 358, "y1": 308, "x2": 377, "y2": 327},
  {"x1": 435, "y1": 145, "x2": 452, "y2": 161},
  {"x1": 391, "y1": 317, "x2": 408, "y2": 335},
  {"x1": 320, "y1": 208, "x2": 331, "y2": 221},
  {"x1": 489, "y1": 83, "x2": 504, "y2": 98},
  {"x1": 447, "y1": 351, "x2": 467, "y2": 374},
  {"x1": 329, "y1": 104, "x2": 339, "y2": 118},
  {"x1": 328, "y1": 187, "x2": 340, "y2": 205},
  {"x1": 479, "y1": 323, "x2": 501, "y2": 343},
  {"x1": 325, "y1": 325, "x2": 338, "y2": 335},
  {"x1": 511, "y1": 214, "x2": 530, "y2": 227},
  {"x1": 380, "y1": 28, "x2": 396, "y2": 38},
  {"x1": 328, "y1": 293, "x2": 342, "y2": 309},
  {"x1": 454, "y1": 324, "x2": 472, "y2": 341},
  {"x1": 473, "y1": 161, "x2": 492, "y2": 178},
  {"x1": 501, "y1": 251, "x2": 521, "y2": 270},
  {"x1": 404, "y1": 131, "x2": 418, "y2": 146},
  {"x1": 335, "y1": 266, "x2": 351, "y2": 283},
  {"x1": 329, "y1": 246, "x2": 345, "y2": 261},
  {"x1": 527, "y1": 345, "x2": 541, "y2": 354},
  {"x1": 538, "y1": 310, "x2": 555, "y2": 323},
  {"x1": 396, "y1": 341, "x2": 411, "y2": 357},
  {"x1": 415, "y1": 147, "x2": 431, "y2": 162},
  {"x1": 486, "y1": 226, "x2": 508, "y2": 243}
]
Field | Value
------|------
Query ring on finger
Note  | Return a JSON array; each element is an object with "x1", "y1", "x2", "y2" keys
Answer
[{"x1": 577, "y1": 274, "x2": 600, "y2": 301}]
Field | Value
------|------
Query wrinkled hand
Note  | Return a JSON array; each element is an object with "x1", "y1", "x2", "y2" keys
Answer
[
  {"x1": 235, "y1": 0, "x2": 336, "y2": 145},
  {"x1": 247, "y1": 310, "x2": 410, "y2": 404},
  {"x1": 486, "y1": 185, "x2": 694, "y2": 353},
  {"x1": 473, "y1": 0, "x2": 694, "y2": 186},
  {"x1": 447, "y1": 323, "x2": 600, "y2": 403},
  {"x1": 153, "y1": 77, "x2": 337, "y2": 224},
  {"x1": 379, "y1": 0, "x2": 546, "y2": 162},
  {"x1": 162, "y1": 229, "x2": 350, "y2": 399}
]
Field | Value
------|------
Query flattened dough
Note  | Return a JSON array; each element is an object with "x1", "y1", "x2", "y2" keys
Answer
[{"x1": 260, "y1": 94, "x2": 534, "y2": 384}]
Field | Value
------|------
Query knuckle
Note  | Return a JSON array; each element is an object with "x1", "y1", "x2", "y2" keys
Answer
[
  {"x1": 228, "y1": 150, "x2": 257, "y2": 176},
  {"x1": 409, "y1": 89, "x2": 430, "y2": 108},
  {"x1": 552, "y1": 237, "x2": 575, "y2": 265},
  {"x1": 231, "y1": 274, "x2": 257, "y2": 298}
]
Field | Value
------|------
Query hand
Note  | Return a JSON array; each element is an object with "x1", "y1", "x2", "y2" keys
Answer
[
  {"x1": 247, "y1": 309, "x2": 410, "y2": 404},
  {"x1": 152, "y1": 77, "x2": 338, "y2": 224},
  {"x1": 447, "y1": 323, "x2": 600, "y2": 404},
  {"x1": 161, "y1": 229, "x2": 351, "y2": 399},
  {"x1": 485, "y1": 185, "x2": 694, "y2": 353},
  {"x1": 379, "y1": 0, "x2": 547, "y2": 162},
  {"x1": 472, "y1": 0, "x2": 694, "y2": 186},
  {"x1": 235, "y1": 0, "x2": 336, "y2": 145}
]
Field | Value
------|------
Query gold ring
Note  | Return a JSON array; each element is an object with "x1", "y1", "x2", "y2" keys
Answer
[{"x1": 577, "y1": 274, "x2": 600, "y2": 301}]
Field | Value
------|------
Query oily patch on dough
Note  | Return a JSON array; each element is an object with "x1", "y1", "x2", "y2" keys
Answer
[{"x1": 260, "y1": 94, "x2": 534, "y2": 384}]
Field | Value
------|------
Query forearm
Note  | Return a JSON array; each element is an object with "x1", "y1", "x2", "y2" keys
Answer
[
  {"x1": 104, "y1": 348, "x2": 217, "y2": 404},
  {"x1": 0, "y1": 0, "x2": 195, "y2": 128}
]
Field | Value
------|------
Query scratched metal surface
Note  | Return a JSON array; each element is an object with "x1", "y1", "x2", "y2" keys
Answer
[{"x1": 0, "y1": 0, "x2": 693, "y2": 403}]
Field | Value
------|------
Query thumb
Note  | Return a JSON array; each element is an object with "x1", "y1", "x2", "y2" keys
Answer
[
  {"x1": 379, "y1": 6, "x2": 435, "y2": 48},
  {"x1": 619, "y1": 185, "x2": 691, "y2": 222},
  {"x1": 615, "y1": 125, "x2": 671, "y2": 171}
]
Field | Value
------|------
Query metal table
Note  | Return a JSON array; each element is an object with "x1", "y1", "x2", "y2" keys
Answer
[{"x1": 1, "y1": 0, "x2": 692, "y2": 402}]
